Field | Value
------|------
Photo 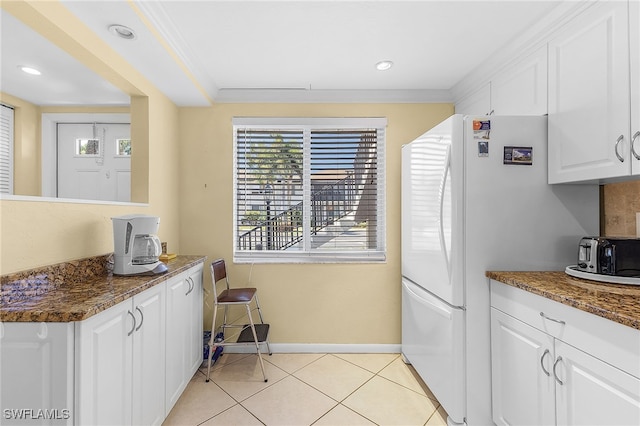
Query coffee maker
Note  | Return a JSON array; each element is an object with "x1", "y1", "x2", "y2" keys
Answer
[{"x1": 112, "y1": 214, "x2": 168, "y2": 275}]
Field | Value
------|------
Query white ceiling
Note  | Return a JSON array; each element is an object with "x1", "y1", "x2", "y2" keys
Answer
[{"x1": 2, "y1": 1, "x2": 565, "y2": 107}]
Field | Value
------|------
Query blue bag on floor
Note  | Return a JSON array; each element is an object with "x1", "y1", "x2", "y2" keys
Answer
[{"x1": 212, "y1": 332, "x2": 224, "y2": 363}]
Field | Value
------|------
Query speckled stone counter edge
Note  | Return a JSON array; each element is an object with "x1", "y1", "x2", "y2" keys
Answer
[
  {"x1": 1, "y1": 254, "x2": 206, "y2": 322},
  {"x1": 486, "y1": 271, "x2": 640, "y2": 330}
]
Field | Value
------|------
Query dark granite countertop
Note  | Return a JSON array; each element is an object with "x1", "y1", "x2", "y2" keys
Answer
[
  {"x1": 1, "y1": 255, "x2": 206, "y2": 322},
  {"x1": 486, "y1": 270, "x2": 640, "y2": 331}
]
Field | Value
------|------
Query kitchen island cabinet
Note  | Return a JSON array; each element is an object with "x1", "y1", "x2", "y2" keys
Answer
[{"x1": 488, "y1": 274, "x2": 640, "y2": 426}]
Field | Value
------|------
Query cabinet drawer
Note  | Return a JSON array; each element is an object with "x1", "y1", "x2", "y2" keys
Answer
[{"x1": 490, "y1": 280, "x2": 640, "y2": 378}]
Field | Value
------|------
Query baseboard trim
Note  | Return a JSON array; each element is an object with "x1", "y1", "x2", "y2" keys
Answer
[{"x1": 221, "y1": 343, "x2": 401, "y2": 354}]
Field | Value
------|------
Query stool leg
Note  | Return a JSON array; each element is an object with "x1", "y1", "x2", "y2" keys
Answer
[
  {"x1": 206, "y1": 303, "x2": 219, "y2": 382},
  {"x1": 254, "y1": 294, "x2": 266, "y2": 324},
  {"x1": 222, "y1": 304, "x2": 229, "y2": 334},
  {"x1": 246, "y1": 304, "x2": 267, "y2": 382},
  {"x1": 253, "y1": 295, "x2": 272, "y2": 355}
]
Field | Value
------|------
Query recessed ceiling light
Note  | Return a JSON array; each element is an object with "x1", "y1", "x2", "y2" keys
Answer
[
  {"x1": 18, "y1": 65, "x2": 41, "y2": 76},
  {"x1": 376, "y1": 60, "x2": 394, "y2": 71},
  {"x1": 108, "y1": 24, "x2": 136, "y2": 40}
]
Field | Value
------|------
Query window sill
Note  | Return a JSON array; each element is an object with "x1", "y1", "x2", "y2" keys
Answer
[{"x1": 233, "y1": 251, "x2": 386, "y2": 264}]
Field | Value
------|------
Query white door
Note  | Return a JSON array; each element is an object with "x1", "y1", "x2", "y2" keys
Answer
[
  {"x1": 548, "y1": 1, "x2": 631, "y2": 183},
  {"x1": 165, "y1": 275, "x2": 190, "y2": 414},
  {"x1": 75, "y1": 300, "x2": 133, "y2": 426},
  {"x1": 555, "y1": 340, "x2": 640, "y2": 426},
  {"x1": 186, "y1": 270, "x2": 204, "y2": 375},
  {"x1": 0, "y1": 323, "x2": 73, "y2": 426},
  {"x1": 490, "y1": 308, "x2": 555, "y2": 426},
  {"x1": 491, "y1": 45, "x2": 547, "y2": 116},
  {"x1": 401, "y1": 278, "x2": 465, "y2": 425},
  {"x1": 401, "y1": 115, "x2": 459, "y2": 305},
  {"x1": 132, "y1": 285, "x2": 166, "y2": 426},
  {"x1": 56, "y1": 122, "x2": 131, "y2": 201},
  {"x1": 631, "y1": 0, "x2": 640, "y2": 176}
]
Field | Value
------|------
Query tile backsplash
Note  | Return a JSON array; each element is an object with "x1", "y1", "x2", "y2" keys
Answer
[{"x1": 602, "y1": 180, "x2": 640, "y2": 237}]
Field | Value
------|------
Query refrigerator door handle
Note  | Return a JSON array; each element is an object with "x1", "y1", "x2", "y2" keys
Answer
[
  {"x1": 438, "y1": 143, "x2": 452, "y2": 280},
  {"x1": 403, "y1": 279, "x2": 453, "y2": 319}
]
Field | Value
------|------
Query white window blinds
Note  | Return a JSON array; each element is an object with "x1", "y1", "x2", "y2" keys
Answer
[
  {"x1": 233, "y1": 117, "x2": 386, "y2": 263},
  {"x1": 0, "y1": 104, "x2": 14, "y2": 195}
]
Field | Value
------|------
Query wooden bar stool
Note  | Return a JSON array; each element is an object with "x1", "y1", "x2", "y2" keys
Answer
[{"x1": 205, "y1": 259, "x2": 271, "y2": 383}]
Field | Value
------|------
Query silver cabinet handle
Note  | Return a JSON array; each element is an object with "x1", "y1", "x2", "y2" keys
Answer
[
  {"x1": 631, "y1": 131, "x2": 640, "y2": 160},
  {"x1": 135, "y1": 306, "x2": 144, "y2": 331},
  {"x1": 540, "y1": 349, "x2": 551, "y2": 377},
  {"x1": 127, "y1": 310, "x2": 136, "y2": 336},
  {"x1": 540, "y1": 312, "x2": 566, "y2": 325},
  {"x1": 553, "y1": 356, "x2": 564, "y2": 385},
  {"x1": 185, "y1": 277, "x2": 194, "y2": 296},
  {"x1": 615, "y1": 134, "x2": 625, "y2": 162}
]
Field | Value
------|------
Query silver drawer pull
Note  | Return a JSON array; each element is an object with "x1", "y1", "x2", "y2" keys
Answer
[
  {"x1": 615, "y1": 135, "x2": 625, "y2": 162},
  {"x1": 553, "y1": 356, "x2": 564, "y2": 385},
  {"x1": 127, "y1": 310, "x2": 136, "y2": 336},
  {"x1": 540, "y1": 312, "x2": 566, "y2": 325},
  {"x1": 631, "y1": 131, "x2": 640, "y2": 160},
  {"x1": 540, "y1": 349, "x2": 551, "y2": 376},
  {"x1": 135, "y1": 306, "x2": 144, "y2": 331}
]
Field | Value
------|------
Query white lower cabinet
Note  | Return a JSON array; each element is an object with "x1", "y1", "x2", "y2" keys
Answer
[
  {"x1": 75, "y1": 282, "x2": 166, "y2": 426},
  {"x1": 0, "y1": 322, "x2": 74, "y2": 425},
  {"x1": 555, "y1": 341, "x2": 640, "y2": 426},
  {"x1": 491, "y1": 308, "x2": 555, "y2": 426},
  {"x1": 165, "y1": 267, "x2": 203, "y2": 414},
  {"x1": 0, "y1": 262, "x2": 204, "y2": 426},
  {"x1": 490, "y1": 281, "x2": 640, "y2": 426}
]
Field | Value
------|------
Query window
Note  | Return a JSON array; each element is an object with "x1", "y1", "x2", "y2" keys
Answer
[
  {"x1": 75, "y1": 138, "x2": 101, "y2": 156},
  {"x1": 116, "y1": 138, "x2": 132, "y2": 156},
  {"x1": 0, "y1": 104, "x2": 14, "y2": 195},
  {"x1": 233, "y1": 117, "x2": 386, "y2": 263}
]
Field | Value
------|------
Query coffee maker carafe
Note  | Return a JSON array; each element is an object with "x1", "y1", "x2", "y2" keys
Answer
[{"x1": 112, "y1": 214, "x2": 168, "y2": 275}]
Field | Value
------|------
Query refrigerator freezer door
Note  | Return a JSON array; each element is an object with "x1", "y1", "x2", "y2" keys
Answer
[
  {"x1": 401, "y1": 116, "x2": 462, "y2": 305},
  {"x1": 401, "y1": 278, "x2": 465, "y2": 425}
]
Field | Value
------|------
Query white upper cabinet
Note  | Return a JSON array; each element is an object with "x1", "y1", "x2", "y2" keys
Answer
[
  {"x1": 631, "y1": 0, "x2": 640, "y2": 175},
  {"x1": 548, "y1": 1, "x2": 634, "y2": 183},
  {"x1": 491, "y1": 45, "x2": 548, "y2": 115},
  {"x1": 455, "y1": 83, "x2": 492, "y2": 116}
]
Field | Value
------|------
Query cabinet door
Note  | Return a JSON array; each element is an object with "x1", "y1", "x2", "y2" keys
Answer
[
  {"x1": 165, "y1": 274, "x2": 190, "y2": 413},
  {"x1": 455, "y1": 83, "x2": 491, "y2": 116},
  {"x1": 490, "y1": 308, "x2": 555, "y2": 426},
  {"x1": 186, "y1": 268, "x2": 204, "y2": 375},
  {"x1": 75, "y1": 299, "x2": 133, "y2": 426},
  {"x1": 132, "y1": 284, "x2": 166, "y2": 426},
  {"x1": 491, "y1": 45, "x2": 547, "y2": 115},
  {"x1": 555, "y1": 340, "x2": 640, "y2": 426},
  {"x1": 0, "y1": 322, "x2": 74, "y2": 425},
  {"x1": 548, "y1": 1, "x2": 631, "y2": 183},
  {"x1": 631, "y1": 0, "x2": 640, "y2": 175}
]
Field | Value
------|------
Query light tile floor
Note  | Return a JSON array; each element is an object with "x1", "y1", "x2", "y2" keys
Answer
[{"x1": 163, "y1": 353, "x2": 448, "y2": 426}]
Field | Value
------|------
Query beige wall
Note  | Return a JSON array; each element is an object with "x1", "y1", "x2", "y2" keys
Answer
[
  {"x1": 0, "y1": 1, "x2": 181, "y2": 274},
  {"x1": 179, "y1": 103, "x2": 454, "y2": 344}
]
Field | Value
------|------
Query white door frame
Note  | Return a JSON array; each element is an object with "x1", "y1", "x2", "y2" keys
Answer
[{"x1": 41, "y1": 113, "x2": 130, "y2": 198}]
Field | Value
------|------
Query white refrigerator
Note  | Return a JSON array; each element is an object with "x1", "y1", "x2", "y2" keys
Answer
[{"x1": 401, "y1": 115, "x2": 599, "y2": 426}]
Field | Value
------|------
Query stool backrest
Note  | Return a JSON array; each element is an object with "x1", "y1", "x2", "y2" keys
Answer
[{"x1": 210, "y1": 259, "x2": 230, "y2": 303}]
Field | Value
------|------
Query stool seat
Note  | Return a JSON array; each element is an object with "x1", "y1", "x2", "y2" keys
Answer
[
  {"x1": 205, "y1": 259, "x2": 271, "y2": 383},
  {"x1": 218, "y1": 288, "x2": 257, "y2": 303}
]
